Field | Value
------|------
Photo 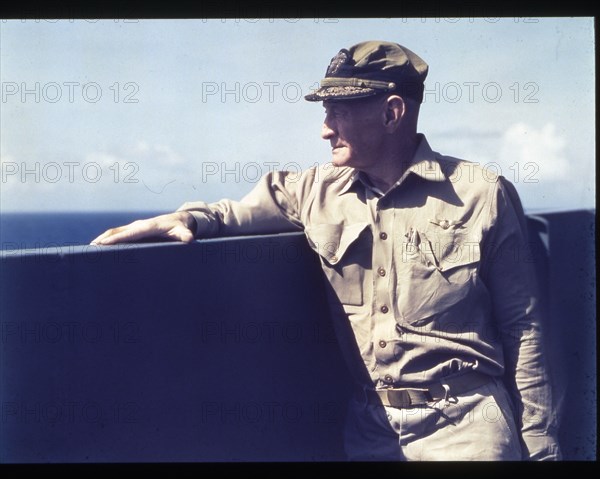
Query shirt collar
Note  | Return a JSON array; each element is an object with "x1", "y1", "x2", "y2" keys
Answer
[
  {"x1": 339, "y1": 134, "x2": 447, "y2": 196},
  {"x1": 407, "y1": 134, "x2": 447, "y2": 183},
  {"x1": 339, "y1": 170, "x2": 364, "y2": 195}
]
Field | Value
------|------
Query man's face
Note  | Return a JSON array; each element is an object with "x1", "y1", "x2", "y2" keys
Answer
[{"x1": 321, "y1": 96, "x2": 387, "y2": 169}]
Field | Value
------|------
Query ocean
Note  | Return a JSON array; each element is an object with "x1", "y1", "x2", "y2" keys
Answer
[
  {"x1": 0, "y1": 211, "x2": 168, "y2": 251},
  {"x1": 0, "y1": 207, "x2": 586, "y2": 252}
]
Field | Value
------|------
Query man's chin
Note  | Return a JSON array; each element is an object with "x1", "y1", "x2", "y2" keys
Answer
[{"x1": 331, "y1": 155, "x2": 352, "y2": 168}]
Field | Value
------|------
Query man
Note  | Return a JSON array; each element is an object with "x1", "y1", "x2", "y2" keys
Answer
[{"x1": 91, "y1": 41, "x2": 561, "y2": 461}]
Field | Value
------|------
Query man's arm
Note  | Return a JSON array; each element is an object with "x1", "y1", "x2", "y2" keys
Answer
[
  {"x1": 90, "y1": 170, "x2": 306, "y2": 245},
  {"x1": 480, "y1": 177, "x2": 562, "y2": 461}
]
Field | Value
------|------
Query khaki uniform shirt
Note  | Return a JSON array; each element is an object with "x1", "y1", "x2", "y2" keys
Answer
[{"x1": 178, "y1": 134, "x2": 560, "y2": 459}]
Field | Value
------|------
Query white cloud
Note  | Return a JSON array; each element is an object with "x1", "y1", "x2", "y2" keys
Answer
[
  {"x1": 84, "y1": 152, "x2": 122, "y2": 168},
  {"x1": 81, "y1": 141, "x2": 190, "y2": 187},
  {"x1": 498, "y1": 122, "x2": 568, "y2": 183},
  {"x1": 425, "y1": 123, "x2": 582, "y2": 211},
  {"x1": 131, "y1": 142, "x2": 185, "y2": 166},
  {"x1": 0, "y1": 141, "x2": 196, "y2": 211}
]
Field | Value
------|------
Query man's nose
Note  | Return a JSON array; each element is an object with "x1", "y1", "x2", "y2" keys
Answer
[{"x1": 321, "y1": 122, "x2": 335, "y2": 140}]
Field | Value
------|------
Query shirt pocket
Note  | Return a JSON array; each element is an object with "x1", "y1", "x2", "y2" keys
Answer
[
  {"x1": 398, "y1": 227, "x2": 481, "y2": 324},
  {"x1": 304, "y1": 222, "x2": 371, "y2": 306}
]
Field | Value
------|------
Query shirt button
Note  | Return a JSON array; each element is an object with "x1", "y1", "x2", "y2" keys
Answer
[
  {"x1": 380, "y1": 305, "x2": 389, "y2": 314},
  {"x1": 378, "y1": 340, "x2": 387, "y2": 348},
  {"x1": 379, "y1": 232, "x2": 388, "y2": 240},
  {"x1": 377, "y1": 267, "x2": 386, "y2": 277},
  {"x1": 384, "y1": 374, "x2": 394, "y2": 383},
  {"x1": 330, "y1": 255, "x2": 338, "y2": 263},
  {"x1": 440, "y1": 220, "x2": 450, "y2": 229}
]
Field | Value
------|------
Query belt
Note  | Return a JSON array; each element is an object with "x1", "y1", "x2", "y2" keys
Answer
[{"x1": 364, "y1": 371, "x2": 492, "y2": 408}]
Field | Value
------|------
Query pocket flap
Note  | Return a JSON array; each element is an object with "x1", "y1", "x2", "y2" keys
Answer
[
  {"x1": 420, "y1": 230, "x2": 481, "y2": 272},
  {"x1": 305, "y1": 223, "x2": 370, "y2": 265}
]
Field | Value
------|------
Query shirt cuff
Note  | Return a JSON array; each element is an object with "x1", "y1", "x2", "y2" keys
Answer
[
  {"x1": 176, "y1": 202, "x2": 218, "y2": 238},
  {"x1": 522, "y1": 434, "x2": 562, "y2": 460}
]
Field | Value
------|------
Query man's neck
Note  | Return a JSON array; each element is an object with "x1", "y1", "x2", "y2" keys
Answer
[{"x1": 361, "y1": 135, "x2": 420, "y2": 193}]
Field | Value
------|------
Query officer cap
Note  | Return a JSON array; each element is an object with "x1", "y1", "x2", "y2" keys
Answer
[{"x1": 304, "y1": 40, "x2": 429, "y2": 103}]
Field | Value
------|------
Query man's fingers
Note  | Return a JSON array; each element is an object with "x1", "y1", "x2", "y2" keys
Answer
[
  {"x1": 90, "y1": 214, "x2": 196, "y2": 245},
  {"x1": 92, "y1": 228, "x2": 139, "y2": 245},
  {"x1": 90, "y1": 228, "x2": 120, "y2": 245},
  {"x1": 90, "y1": 220, "x2": 154, "y2": 245}
]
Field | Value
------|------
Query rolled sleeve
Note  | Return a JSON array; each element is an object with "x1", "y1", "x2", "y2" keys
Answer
[
  {"x1": 175, "y1": 203, "x2": 220, "y2": 238},
  {"x1": 176, "y1": 170, "x2": 307, "y2": 238}
]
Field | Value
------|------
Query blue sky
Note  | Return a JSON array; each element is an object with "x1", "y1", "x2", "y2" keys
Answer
[{"x1": 0, "y1": 17, "x2": 595, "y2": 212}]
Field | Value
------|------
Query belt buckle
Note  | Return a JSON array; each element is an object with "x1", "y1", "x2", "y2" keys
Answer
[
  {"x1": 386, "y1": 388, "x2": 433, "y2": 407},
  {"x1": 407, "y1": 387, "x2": 434, "y2": 406},
  {"x1": 385, "y1": 389, "x2": 410, "y2": 408}
]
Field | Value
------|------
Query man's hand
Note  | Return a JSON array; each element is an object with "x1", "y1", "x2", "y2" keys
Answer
[{"x1": 90, "y1": 211, "x2": 197, "y2": 245}]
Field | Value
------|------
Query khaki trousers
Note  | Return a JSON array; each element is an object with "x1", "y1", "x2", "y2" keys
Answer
[{"x1": 344, "y1": 377, "x2": 523, "y2": 461}]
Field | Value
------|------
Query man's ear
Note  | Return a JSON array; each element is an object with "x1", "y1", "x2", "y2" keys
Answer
[{"x1": 382, "y1": 95, "x2": 405, "y2": 131}]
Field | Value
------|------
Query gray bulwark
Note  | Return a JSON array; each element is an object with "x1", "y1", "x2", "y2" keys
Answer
[{"x1": 0, "y1": 211, "x2": 596, "y2": 461}]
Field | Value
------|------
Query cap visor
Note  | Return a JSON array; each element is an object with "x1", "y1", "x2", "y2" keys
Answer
[{"x1": 304, "y1": 85, "x2": 378, "y2": 102}]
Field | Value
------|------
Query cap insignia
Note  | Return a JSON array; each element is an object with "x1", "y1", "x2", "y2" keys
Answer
[{"x1": 326, "y1": 49, "x2": 350, "y2": 76}]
